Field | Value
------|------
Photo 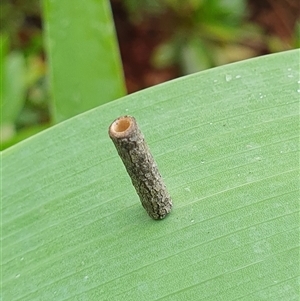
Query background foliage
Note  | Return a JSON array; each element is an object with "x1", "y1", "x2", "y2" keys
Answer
[{"x1": 1, "y1": 0, "x2": 299, "y2": 149}]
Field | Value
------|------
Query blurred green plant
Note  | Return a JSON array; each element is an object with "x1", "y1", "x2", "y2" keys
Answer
[
  {"x1": 292, "y1": 21, "x2": 300, "y2": 48},
  {"x1": 1, "y1": 0, "x2": 125, "y2": 149},
  {"x1": 1, "y1": 0, "x2": 298, "y2": 150},
  {"x1": 1, "y1": 0, "x2": 50, "y2": 149},
  {"x1": 122, "y1": 0, "x2": 296, "y2": 72},
  {"x1": 1, "y1": 35, "x2": 26, "y2": 143}
]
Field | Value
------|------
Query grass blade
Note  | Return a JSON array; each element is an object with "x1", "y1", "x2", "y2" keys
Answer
[{"x1": 43, "y1": 0, "x2": 126, "y2": 122}]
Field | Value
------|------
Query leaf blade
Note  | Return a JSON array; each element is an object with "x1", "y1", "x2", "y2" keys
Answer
[
  {"x1": 43, "y1": 0, "x2": 126, "y2": 122},
  {"x1": 2, "y1": 50, "x2": 299, "y2": 300}
]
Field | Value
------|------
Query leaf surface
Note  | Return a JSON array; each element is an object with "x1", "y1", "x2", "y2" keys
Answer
[{"x1": 2, "y1": 50, "x2": 299, "y2": 300}]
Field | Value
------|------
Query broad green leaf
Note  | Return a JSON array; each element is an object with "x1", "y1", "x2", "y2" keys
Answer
[
  {"x1": 43, "y1": 0, "x2": 126, "y2": 123},
  {"x1": 2, "y1": 50, "x2": 299, "y2": 300}
]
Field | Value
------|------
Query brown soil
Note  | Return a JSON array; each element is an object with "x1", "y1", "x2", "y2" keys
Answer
[{"x1": 111, "y1": 3, "x2": 179, "y2": 93}]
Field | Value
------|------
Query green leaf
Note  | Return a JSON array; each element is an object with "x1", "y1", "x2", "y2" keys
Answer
[
  {"x1": 181, "y1": 37, "x2": 213, "y2": 72},
  {"x1": 2, "y1": 50, "x2": 299, "y2": 300},
  {"x1": 0, "y1": 47, "x2": 27, "y2": 144},
  {"x1": 0, "y1": 34, "x2": 8, "y2": 96},
  {"x1": 0, "y1": 51, "x2": 26, "y2": 125},
  {"x1": 0, "y1": 123, "x2": 50, "y2": 151},
  {"x1": 293, "y1": 21, "x2": 300, "y2": 48},
  {"x1": 43, "y1": 0, "x2": 126, "y2": 123}
]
